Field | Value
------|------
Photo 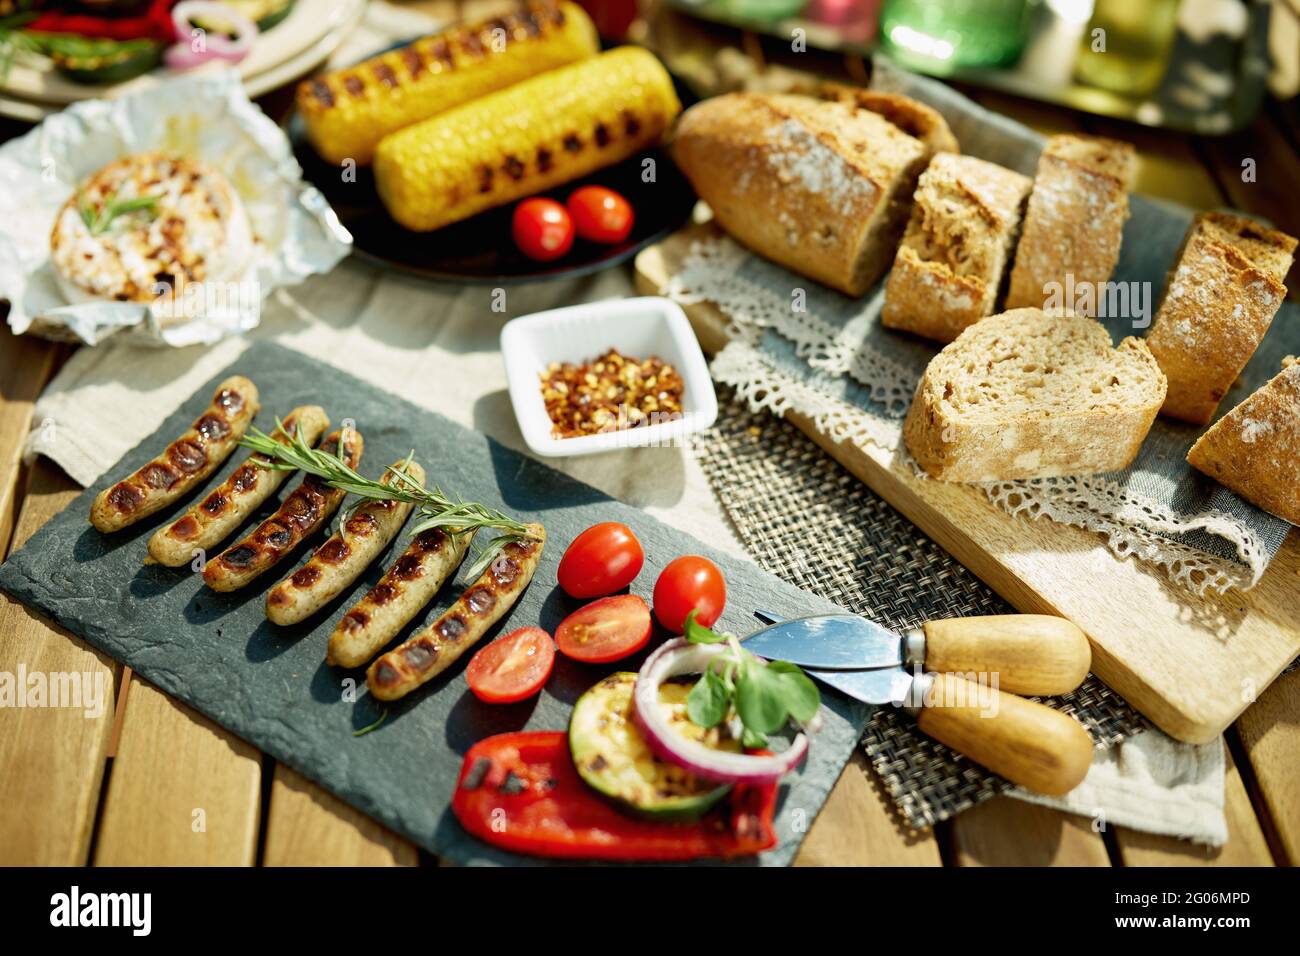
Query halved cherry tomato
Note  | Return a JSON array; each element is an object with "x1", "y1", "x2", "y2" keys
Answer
[
  {"x1": 653, "y1": 555, "x2": 726, "y2": 634},
  {"x1": 466, "y1": 627, "x2": 556, "y2": 704},
  {"x1": 566, "y1": 186, "x2": 634, "y2": 244},
  {"x1": 557, "y1": 522, "x2": 645, "y2": 599},
  {"x1": 555, "y1": 594, "x2": 652, "y2": 663},
  {"x1": 512, "y1": 198, "x2": 574, "y2": 261}
]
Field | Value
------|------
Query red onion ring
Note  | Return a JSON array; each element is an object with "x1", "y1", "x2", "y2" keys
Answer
[
  {"x1": 633, "y1": 638, "x2": 811, "y2": 785},
  {"x1": 166, "y1": 0, "x2": 258, "y2": 69}
]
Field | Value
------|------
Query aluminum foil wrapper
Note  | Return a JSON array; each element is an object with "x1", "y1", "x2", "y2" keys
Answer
[{"x1": 0, "y1": 67, "x2": 353, "y2": 347}]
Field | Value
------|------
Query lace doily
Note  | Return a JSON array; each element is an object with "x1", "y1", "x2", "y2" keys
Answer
[{"x1": 665, "y1": 235, "x2": 1270, "y2": 596}]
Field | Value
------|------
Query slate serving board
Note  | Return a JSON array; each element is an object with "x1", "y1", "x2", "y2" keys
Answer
[{"x1": 0, "y1": 343, "x2": 868, "y2": 866}]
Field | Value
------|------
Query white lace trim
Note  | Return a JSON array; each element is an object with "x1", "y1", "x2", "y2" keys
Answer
[{"x1": 664, "y1": 235, "x2": 1268, "y2": 596}]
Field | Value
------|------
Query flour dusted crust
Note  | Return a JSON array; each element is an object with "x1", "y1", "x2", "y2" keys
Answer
[
  {"x1": 1005, "y1": 134, "x2": 1136, "y2": 311},
  {"x1": 904, "y1": 309, "x2": 1167, "y2": 481},
  {"x1": 1145, "y1": 212, "x2": 1296, "y2": 425},
  {"x1": 1187, "y1": 357, "x2": 1300, "y2": 525},
  {"x1": 881, "y1": 153, "x2": 1033, "y2": 343},
  {"x1": 670, "y1": 89, "x2": 954, "y2": 296}
]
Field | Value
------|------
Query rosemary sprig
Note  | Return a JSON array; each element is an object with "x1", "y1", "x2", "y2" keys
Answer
[
  {"x1": 78, "y1": 189, "x2": 161, "y2": 236},
  {"x1": 239, "y1": 420, "x2": 539, "y2": 579}
]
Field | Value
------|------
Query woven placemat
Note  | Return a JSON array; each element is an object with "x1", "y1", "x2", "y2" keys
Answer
[{"x1": 692, "y1": 389, "x2": 1149, "y2": 829}]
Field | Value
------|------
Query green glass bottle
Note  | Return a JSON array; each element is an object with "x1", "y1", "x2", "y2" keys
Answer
[
  {"x1": 1074, "y1": 0, "x2": 1181, "y2": 96},
  {"x1": 879, "y1": 0, "x2": 1030, "y2": 72}
]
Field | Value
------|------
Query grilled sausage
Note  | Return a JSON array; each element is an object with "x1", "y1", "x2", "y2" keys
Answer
[
  {"x1": 90, "y1": 375, "x2": 259, "y2": 532},
  {"x1": 326, "y1": 525, "x2": 475, "y2": 668},
  {"x1": 202, "y1": 428, "x2": 363, "y2": 592},
  {"x1": 366, "y1": 524, "x2": 545, "y2": 701},
  {"x1": 147, "y1": 405, "x2": 330, "y2": 567},
  {"x1": 265, "y1": 460, "x2": 424, "y2": 626}
]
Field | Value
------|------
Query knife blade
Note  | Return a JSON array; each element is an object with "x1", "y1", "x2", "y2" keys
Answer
[
  {"x1": 804, "y1": 665, "x2": 917, "y2": 707},
  {"x1": 741, "y1": 613, "x2": 911, "y2": 670}
]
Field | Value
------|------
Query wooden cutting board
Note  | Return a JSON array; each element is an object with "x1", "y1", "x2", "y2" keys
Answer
[{"x1": 636, "y1": 224, "x2": 1300, "y2": 745}]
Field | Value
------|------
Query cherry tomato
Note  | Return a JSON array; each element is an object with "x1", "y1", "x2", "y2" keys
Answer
[
  {"x1": 466, "y1": 627, "x2": 556, "y2": 704},
  {"x1": 566, "y1": 186, "x2": 634, "y2": 244},
  {"x1": 555, "y1": 595, "x2": 652, "y2": 664},
  {"x1": 653, "y1": 555, "x2": 726, "y2": 634},
  {"x1": 512, "y1": 198, "x2": 574, "y2": 261},
  {"x1": 557, "y1": 522, "x2": 645, "y2": 599}
]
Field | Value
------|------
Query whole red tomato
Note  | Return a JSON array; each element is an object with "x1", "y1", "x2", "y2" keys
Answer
[
  {"x1": 512, "y1": 198, "x2": 574, "y2": 261},
  {"x1": 557, "y1": 522, "x2": 644, "y2": 598},
  {"x1": 566, "y1": 186, "x2": 634, "y2": 244},
  {"x1": 653, "y1": 555, "x2": 726, "y2": 634}
]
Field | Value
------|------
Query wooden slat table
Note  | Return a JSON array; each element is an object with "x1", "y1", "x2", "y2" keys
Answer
[{"x1": 0, "y1": 5, "x2": 1296, "y2": 868}]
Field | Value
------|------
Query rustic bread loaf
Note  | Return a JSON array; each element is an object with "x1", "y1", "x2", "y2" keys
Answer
[
  {"x1": 881, "y1": 154, "x2": 1033, "y2": 343},
  {"x1": 904, "y1": 308, "x2": 1167, "y2": 481},
  {"x1": 1187, "y1": 357, "x2": 1300, "y2": 525},
  {"x1": 1005, "y1": 134, "x2": 1136, "y2": 312},
  {"x1": 1144, "y1": 212, "x2": 1296, "y2": 425},
  {"x1": 670, "y1": 88, "x2": 955, "y2": 296}
]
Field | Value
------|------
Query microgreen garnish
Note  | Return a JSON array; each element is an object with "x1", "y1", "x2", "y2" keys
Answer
[
  {"x1": 78, "y1": 189, "x2": 161, "y2": 236},
  {"x1": 238, "y1": 420, "x2": 539, "y2": 579},
  {"x1": 353, "y1": 710, "x2": 388, "y2": 737},
  {"x1": 683, "y1": 610, "x2": 820, "y2": 748}
]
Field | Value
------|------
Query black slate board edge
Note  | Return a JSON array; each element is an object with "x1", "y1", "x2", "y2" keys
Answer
[{"x1": 0, "y1": 343, "x2": 870, "y2": 866}]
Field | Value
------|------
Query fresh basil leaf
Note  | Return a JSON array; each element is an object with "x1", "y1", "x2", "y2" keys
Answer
[
  {"x1": 687, "y1": 670, "x2": 728, "y2": 728},
  {"x1": 767, "y1": 660, "x2": 821, "y2": 722},
  {"x1": 741, "y1": 726, "x2": 768, "y2": 750},
  {"x1": 683, "y1": 608, "x2": 725, "y2": 644},
  {"x1": 735, "y1": 666, "x2": 789, "y2": 735}
]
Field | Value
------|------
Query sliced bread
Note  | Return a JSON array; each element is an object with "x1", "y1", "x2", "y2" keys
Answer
[
  {"x1": 881, "y1": 154, "x2": 1033, "y2": 343},
  {"x1": 1005, "y1": 134, "x2": 1136, "y2": 312},
  {"x1": 904, "y1": 308, "x2": 1167, "y2": 481},
  {"x1": 1145, "y1": 212, "x2": 1297, "y2": 425},
  {"x1": 670, "y1": 88, "x2": 955, "y2": 296},
  {"x1": 1186, "y1": 357, "x2": 1300, "y2": 525}
]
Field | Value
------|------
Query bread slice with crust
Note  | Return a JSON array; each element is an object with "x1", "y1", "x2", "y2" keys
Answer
[
  {"x1": 881, "y1": 154, "x2": 1033, "y2": 343},
  {"x1": 904, "y1": 308, "x2": 1167, "y2": 481},
  {"x1": 1187, "y1": 357, "x2": 1300, "y2": 525},
  {"x1": 1145, "y1": 212, "x2": 1296, "y2": 425},
  {"x1": 1006, "y1": 134, "x2": 1136, "y2": 312},
  {"x1": 671, "y1": 88, "x2": 955, "y2": 296}
]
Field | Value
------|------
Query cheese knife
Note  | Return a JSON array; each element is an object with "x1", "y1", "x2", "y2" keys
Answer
[{"x1": 745, "y1": 611, "x2": 1091, "y2": 696}]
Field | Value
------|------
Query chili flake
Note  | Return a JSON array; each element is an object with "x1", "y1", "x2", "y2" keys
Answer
[{"x1": 540, "y1": 349, "x2": 685, "y2": 439}]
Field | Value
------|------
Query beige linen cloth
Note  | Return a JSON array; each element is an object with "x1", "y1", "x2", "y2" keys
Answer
[{"x1": 18, "y1": 1, "x2": 1226, "y2": 848}]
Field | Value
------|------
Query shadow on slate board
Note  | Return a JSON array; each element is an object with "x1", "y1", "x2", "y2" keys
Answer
[{"x1": 0, "y1": 343, "x2": 869, "y2": 866}]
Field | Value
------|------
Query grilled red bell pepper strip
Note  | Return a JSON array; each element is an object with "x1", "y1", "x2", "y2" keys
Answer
[
  {"x1": 26, "y1": 0, "x2": 177, "y2": 42},
  {"x1": 451, "y1": 731, "x2": 778, "y2": 861}
]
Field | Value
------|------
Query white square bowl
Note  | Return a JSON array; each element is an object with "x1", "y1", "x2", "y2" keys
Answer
[{"x1": 501, "y1": 297, "x2": 718, "y2": 458}]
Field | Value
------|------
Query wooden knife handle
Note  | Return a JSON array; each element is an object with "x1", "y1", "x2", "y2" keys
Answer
[
  {"x1": 915, "y1": 673, "x2": 1094, "y2": 796},
  {"x1": 922, "y1": 614, "x2": 1091, "y2": 696}
]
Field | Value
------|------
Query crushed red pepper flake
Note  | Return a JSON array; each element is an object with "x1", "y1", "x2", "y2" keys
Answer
[{"x1": 540, "y1": 348, "x2": 685, "y2": 439}]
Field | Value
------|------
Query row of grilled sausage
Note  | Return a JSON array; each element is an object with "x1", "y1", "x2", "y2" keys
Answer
[{"x1": 88, "y1": 374, "x2": 546, "y2": 702}]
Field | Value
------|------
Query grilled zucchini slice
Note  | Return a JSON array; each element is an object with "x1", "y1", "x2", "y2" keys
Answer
[{"x1": 569, "y1": 671, "x2": 737, "y2": 823}]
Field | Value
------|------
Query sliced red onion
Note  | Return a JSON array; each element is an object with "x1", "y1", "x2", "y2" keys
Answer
[
  {"x1": 633, "y1": 638, "x2": 810, "y2": 785},
  {"x1": 167, "y1": 1, "x2": 258, "y2": 69}
]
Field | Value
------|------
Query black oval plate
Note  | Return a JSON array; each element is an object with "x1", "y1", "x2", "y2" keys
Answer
[{"x1": 287, "y1": 62, "x2": 699, "y2": 285}]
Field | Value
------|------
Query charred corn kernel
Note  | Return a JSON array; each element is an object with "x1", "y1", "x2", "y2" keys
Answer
[
  {"x1": 373, "y1": 46, "x2": 682, "y2": 233},
  {"x1": 296, "y1": 2, "x2": 598, "y2": 166}
]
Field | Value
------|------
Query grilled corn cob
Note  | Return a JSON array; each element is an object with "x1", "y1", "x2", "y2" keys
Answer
[
  {"x1": 296, "y1": 2, "x2": 599, "y2": 166},
  {"x1": 374, "y1": 46, "x2": 682, "y2": 233}
]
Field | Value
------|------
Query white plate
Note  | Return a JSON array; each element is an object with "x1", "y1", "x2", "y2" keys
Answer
[
  {"x1": 0, "y1": 0, "x2": 364, "y2": 107},
  {"x1": 501, "y1": 297, "x2": 718, "y2": 459}
]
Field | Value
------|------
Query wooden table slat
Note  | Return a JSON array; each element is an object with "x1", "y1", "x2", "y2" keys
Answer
[
  {"x1": 794, "y1": 751, "x2": 943, "y2": 866},
  {"x1": 1234, "y1": 667, "x2": 1300, "y2": 865},
  {"x1": 1113, "y1": 741, "x2": 1275, "y2": 866},
  {"x1": 93, "y1": 680, "x2": 262, "y2": 867},
  {"x1": 950, "y1": 796, "x2": 1112, "y2": 866},
  {"x1": 0, "y1": 463, "x2": 117, "y2": 865},
  {"x1": 263, "y1": 765, "x2": 418, "y2": 867},
  {"x1": 0, "y1": 326, "x2": 62, "y2": 557}
]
